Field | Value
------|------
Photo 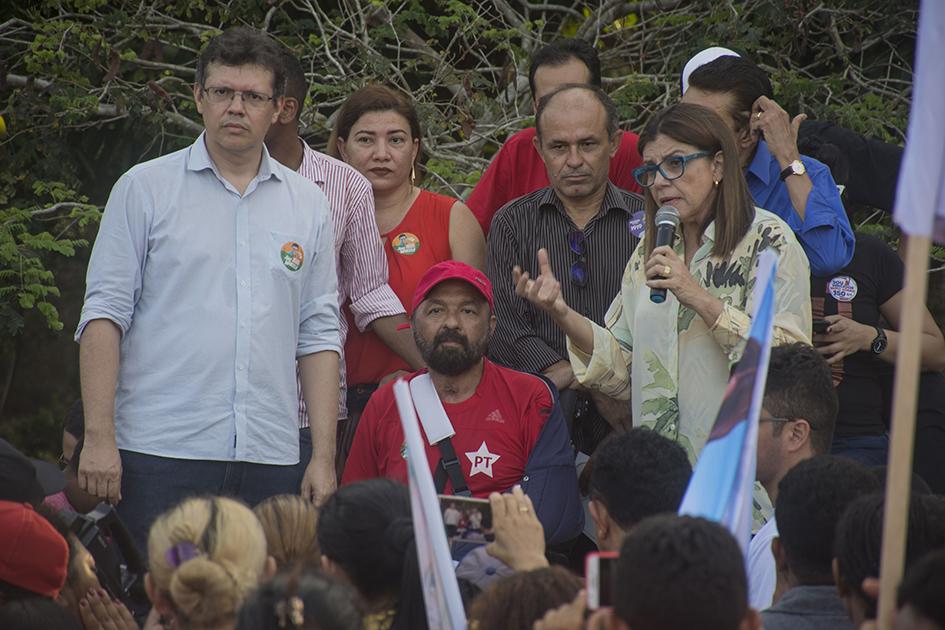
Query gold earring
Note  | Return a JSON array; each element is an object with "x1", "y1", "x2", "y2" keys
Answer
[
  {"x1": 411, "y1": 165, "x2": 416, "y2": 187},
  {"x1": 713, "y1": 179, "x2": 720, "y2": 186}
]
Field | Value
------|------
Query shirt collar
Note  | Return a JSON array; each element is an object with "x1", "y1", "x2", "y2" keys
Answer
[
  {"x1": 186, "y1": 131, "x2": 284, "y2": 184},
  {"x1": 747, "y1": 139, "x2": 773, "y2": 186},
  {"x1": 538, "y1": 182, "x2": 638, "y2": 218},
  {"x1": 300, "y1": 139, "x2": 327, "y2": 185}
]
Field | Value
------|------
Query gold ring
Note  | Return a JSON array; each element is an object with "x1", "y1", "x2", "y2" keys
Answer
[
  {"x1": 756, "y1": 111, "x2": 763, "y2": 119},
  {"x1": 519, "y1": 506, "x2": 530, "y2": 513},
  {"x1": 663, "y1": 265, "x2": 672, "y2": 277}
]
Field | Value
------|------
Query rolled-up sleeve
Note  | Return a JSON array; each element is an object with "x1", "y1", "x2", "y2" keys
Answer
[
  {"x1": 339, "y1": 182, "x2": 405, "y2": 332},
  {"x1": 792, "y1": 158, "x2": 855, "y2": 276},
  {"x1": 567, "y1": 269, "x2": 634, "y2": 401},
  {"x1": 298, "y1": 210, "x2": 342, "y2": 357},
  {"x1": 710, "y1": 225, "x2": 812, "y2": 361},
  {"x1": 75, "y1": 173, "x2": 149, "y2": 341}
]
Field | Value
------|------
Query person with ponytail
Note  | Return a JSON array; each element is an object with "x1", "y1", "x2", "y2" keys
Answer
[
  {"x1": 316, "y1": 479, "x2": 427, "y2": 630},
  {"x1": 145, "y1": 496, "x2": 275, "y2": 630}
]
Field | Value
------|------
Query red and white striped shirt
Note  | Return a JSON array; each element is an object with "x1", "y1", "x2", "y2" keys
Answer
[{"x1": 296, "y1": 140, "x2": 406, "y2": 426}]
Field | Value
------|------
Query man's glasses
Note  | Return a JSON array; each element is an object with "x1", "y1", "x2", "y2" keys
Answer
[
  {"x1": 201, "y1": 85, "x2": 275, "y2": 109},
  {"x1": 568, "y1": 230, "x2": 588, "y2": 288},
  {"x1": 632, "y1": 151, "x2": 713, "y2": 188}
]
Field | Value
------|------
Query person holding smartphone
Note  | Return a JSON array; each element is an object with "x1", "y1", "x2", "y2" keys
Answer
[{"x1": 810, "y1": 232, "x2": 945, "y2": 467}]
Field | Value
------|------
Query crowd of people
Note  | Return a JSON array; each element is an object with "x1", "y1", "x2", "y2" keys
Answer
[{"x1": 2, "y1": 23, "x2": 944, "y2": 630}]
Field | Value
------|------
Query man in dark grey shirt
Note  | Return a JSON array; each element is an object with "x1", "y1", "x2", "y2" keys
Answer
[{"x1": 486, "y1": 83, "x2": 643, "y2": 452}]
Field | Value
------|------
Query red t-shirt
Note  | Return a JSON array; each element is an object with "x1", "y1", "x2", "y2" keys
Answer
[
  {"x1": 341, "y1": 359, "x2": 552, "y2": 497},
  {"x1": 344, "y1": 189, "x2": 454, "y2": 385},
  {"x1": 466, "y1": 127, "x2": 643, "y2": 235}
]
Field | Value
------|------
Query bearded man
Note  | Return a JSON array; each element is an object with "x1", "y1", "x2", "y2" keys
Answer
[{"x1": 342, "y1": 261, "x2": 582, "y2": 543}]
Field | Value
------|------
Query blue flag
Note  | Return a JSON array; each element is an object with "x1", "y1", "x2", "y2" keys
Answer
[{"x1": 679, "y1": 250, "x2": 778, "y2": 554}]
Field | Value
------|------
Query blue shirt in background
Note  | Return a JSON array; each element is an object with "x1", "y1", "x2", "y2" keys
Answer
[
  {"x1": 77, "y1": 134, "x2": 340, "y2": 465},
  {"x1": 746, "y1": 140, "x2": 854, "y2": 276}
]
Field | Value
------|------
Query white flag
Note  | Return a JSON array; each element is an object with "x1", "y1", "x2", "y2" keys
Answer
[
  {"x1": 893, "y1": 0, "x2": 945, "y2": 244},
  {"x1": 393, "y1": 379, "x2": 467, "y2": 630}
]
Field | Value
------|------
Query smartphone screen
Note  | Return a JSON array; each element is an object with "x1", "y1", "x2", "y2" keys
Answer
[
  {"x1": 438, "y1": 495, "x2": 493, "y2": 545},
  {"x1": 585, "y1": 551, "x2": 619, "y2": 610}
]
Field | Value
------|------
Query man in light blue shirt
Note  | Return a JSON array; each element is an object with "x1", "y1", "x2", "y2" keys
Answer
[
  {"x1": 75, "y1": 26, "x2": 341, "y2": 553},
  {"x1": 681, "y1": 54, "x2": 854, "y2": 276}
]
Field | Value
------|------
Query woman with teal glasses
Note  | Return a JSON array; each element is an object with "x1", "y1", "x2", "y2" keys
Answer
[{"x1": 514, "y1": 103, "x2": 811, "y2": 463}]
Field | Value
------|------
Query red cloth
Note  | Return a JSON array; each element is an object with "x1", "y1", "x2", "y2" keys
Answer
[
  {"x1": 344, "y1": 189, "x2": 454, "y2": 386},
  {"x1": 341, "y1": 359, "x2": 551, "y2": 497},
  {"x1": 0, "y1": 501, "x2": 68, "y2": 598},
  {"x1": 466, "y1": 127, "x2": 643, "y2": 235}
]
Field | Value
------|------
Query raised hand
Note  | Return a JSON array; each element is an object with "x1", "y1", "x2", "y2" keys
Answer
[
  {"x1": 513, "y1": 248, "x2": 570, "y2": 319},
  {"x1": 750, "y1": 95, "x2": 806, "y2": 165}
]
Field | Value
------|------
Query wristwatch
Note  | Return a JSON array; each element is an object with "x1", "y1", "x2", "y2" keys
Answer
[
  {"x1": 870, "y1": 327, "x2": 888, "y2": 355},
  {"x1": 779, "y1": 159, "x2": 807, "y2": 181}
]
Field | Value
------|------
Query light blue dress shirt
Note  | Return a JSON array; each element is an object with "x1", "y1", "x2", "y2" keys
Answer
[
  {"x1": 746, "y1": 140, "x2": 855, "y2": 276},
  {"x1": 77, "y1": 134, "x2": 341, "y2": 465}
]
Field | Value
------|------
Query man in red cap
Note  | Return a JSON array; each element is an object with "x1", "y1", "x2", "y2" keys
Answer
[
  {"x1": 0, "y1": 500, "x2": 69, "y2": 602},
  {"x1": 342, "y1": 261, "x2": 582, "y2": 544}
]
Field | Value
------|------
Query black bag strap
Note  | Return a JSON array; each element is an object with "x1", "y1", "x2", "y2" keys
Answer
[{"x1": 433, "y1": 437, "x2": 471, "y2": 497}]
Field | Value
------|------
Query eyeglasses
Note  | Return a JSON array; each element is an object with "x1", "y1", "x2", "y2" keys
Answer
[
  {"x1": 568, "y1": 230, "x2": 588, "y2": 288},
  {"x1": 201, "y1": 85, "x2": 275, "y2": 109},
  {"x1": 632, "y1": 151, "x2": 713, "y2": 188}
]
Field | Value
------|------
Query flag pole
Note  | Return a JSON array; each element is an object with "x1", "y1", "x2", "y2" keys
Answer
[{"x1": 876, "y1": 234, "x2": 931, "y2": 630}]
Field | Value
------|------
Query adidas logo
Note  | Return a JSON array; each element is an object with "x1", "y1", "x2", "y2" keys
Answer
[{"x1": 485, "y1": 409, "x2": 505, "y2": 424}]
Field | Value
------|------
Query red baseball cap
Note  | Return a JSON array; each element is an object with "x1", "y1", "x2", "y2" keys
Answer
[
  {"x1": 0, "y1": 500, "x2": 69, "y2": 598},
  {"x1": 411, "y1": 261, "x2": 494, "y2": 313}
]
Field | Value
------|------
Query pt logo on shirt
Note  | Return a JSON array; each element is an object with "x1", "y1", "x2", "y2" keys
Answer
[
  {"x1": 280, "y1": 242, "x2": 304, "y2": 271},
  {"x1": 465, "y1": 441, "x2": 500, "y2": 478}
]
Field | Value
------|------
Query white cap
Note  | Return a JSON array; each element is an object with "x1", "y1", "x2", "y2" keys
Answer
[{"x1": 680, "y1": 47, "x2": 741, "y2": 94}]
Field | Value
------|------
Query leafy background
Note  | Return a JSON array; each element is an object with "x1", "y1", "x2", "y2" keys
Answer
[{"x1": 0, "y1": 0, "x2": 933, "y2": 456}]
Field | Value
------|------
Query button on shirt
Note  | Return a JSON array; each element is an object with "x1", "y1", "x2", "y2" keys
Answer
[
  {"x1": 746, "y1": 140, "x2": 854, "y2": 276},
  {"x1": 76, "y1": 134, "x2": 341, "y2": 464}
]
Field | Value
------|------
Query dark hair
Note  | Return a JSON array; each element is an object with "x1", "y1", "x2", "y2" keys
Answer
[
  {"x1": 834, "y1": 493, "x2": 945, "y2": 619},
  {"x1": 236, "y1": 567, "x2": 363, "y2": 630},
  {"x1": 614, "y1": 515, "x2": 748, "y2": 630},
  {"x1": 64, "y1": 400, "x2": 84, "y2": 441},
  {"x1": 637, "y1": 103, "x2": 755, "y2": 259},
  {"x1": 468, "y1": 566, "x2": 582, "y2": 630},
  {"x1": 869, "y1": 466, "x2": 933, "y2": 496},
  {"x1": 535, "y1": 84, "x2": 618, "y2": 141},
  {"x1": 279, "y1": 47, "x2": 308, "y2": 122},
  {"x1": 686, "y1": 56, "x2": 773, "y2": 132},
  {"x1": 0, "y1": 597, "x2": 81, "y2": 629},
  {"x1": 764, "y1": 343, "x2": 838, "y2": 455},
  {"x1": 775, "y1": 455, "x2": 880, "y2": 584},
  {"x1": 528, "y1": 38, "x2": 601, "y2": 97},
  {"x1": 35, "y1": 505, "x2": 82, "y2": 590},
  {"x1": 317, "y1": 479, "x2": 427, "y2": 630},
  {"x1": 897, "y1": 549, "x2": 945, "y2": 626},
  {"x1": 195, "y1": 26, "x2": 286, "y2": 98},
  {"x1": 327, "y1": 85, "x2": 421, "y2": 166},
  {"x1": 589, "y1": 429, "x2": 692, "y2": 530}
]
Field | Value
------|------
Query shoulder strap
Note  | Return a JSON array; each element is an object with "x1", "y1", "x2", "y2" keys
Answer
[{"x1": 410, "y1": 375, "x2": 471, "y2": 497}]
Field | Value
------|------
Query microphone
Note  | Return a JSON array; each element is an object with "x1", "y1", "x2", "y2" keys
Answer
[{"x1": 650, "y1": 205, "x2": 680, "y2": 304}]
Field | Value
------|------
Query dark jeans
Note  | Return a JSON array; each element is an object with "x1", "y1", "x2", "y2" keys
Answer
[
  {"x1": 117, "y1": 450, "x2": 298, "y2": 560},
  {"x1": 831, "y1": 434, "x2": 890, "y2": 467}
]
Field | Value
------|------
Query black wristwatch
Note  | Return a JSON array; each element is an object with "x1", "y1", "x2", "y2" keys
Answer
[{"x1": 870, "y1": 327, "x2": 888, "y2": 355}]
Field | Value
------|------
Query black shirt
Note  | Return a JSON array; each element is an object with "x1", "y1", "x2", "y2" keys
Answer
[
  {"x1": 811, "y1": 233, "x2": 901, "y2": 437},
  {"x1": 486, "y1": 183, "x2": 643, "y2": 373}
]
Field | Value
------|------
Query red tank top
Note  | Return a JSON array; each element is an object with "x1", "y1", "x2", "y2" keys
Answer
[{"x1": 344, "y1": 189, "x2": 454, "y2": 385}]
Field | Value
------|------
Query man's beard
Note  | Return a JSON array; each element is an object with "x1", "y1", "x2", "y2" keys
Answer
[{"x1": 415, "y1": 328, "x2": 489, "y2": 377}]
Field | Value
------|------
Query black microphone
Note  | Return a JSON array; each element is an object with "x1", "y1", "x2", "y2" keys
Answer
[{"x1": 650, "y1": 205, "x2": 680, "y2": 304}]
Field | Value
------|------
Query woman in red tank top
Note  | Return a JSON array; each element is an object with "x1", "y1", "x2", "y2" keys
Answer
[{"x1": 329, "y1": 85, "x2": 485, "y2": 420}]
